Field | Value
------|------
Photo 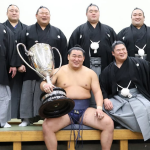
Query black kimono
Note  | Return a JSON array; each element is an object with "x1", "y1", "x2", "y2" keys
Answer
[
  {"x1": 117, "y1": 24, "x2": 150, "y2": 61},
  {"x1": 68, "y1": 21, "x2": 116, "y2": 70},
  {"x1": 19, "y1": 23, "x2": 67, "y2": 81},
  {"x1": 0, "y1": 23, "x2": 18, "y2": 85},
  {"x1": 100, "y1": 57, "x2": 150, "y2": 100},
  {"x1": 3, "y1": 20, "x2": 27, "y2": 118},
  {"x1": 0, "y1": 23, "x2": 19, "y2": 125},
  {"x1": 68, "y1": 21, "x2": 116, "y2": 107},
  {"x1": 18, "y1": 23, "x2": 67, "y2": 119},
  {"x1": 100, "y1": 57, "x2": 150, "y2": 140},
  {"x1": 3, "y1": 20, "x2": 27, "y2": 44}
]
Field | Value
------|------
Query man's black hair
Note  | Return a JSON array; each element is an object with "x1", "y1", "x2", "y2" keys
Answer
[
  {"x1": 131, "y1": 7, "x2": 145, "y2": 18},
  {"x1": 36, "y1": 6, "x2": 50, "y2": 15},
  {"x1": 7, "y1": 4, "x2": 19, "y2": 12},
  {"x1": 112, "y1": 41, "x2": 126, "y2": 51},
  {"x1": 68, "y1": 45, "x2": 86, "y2": 56},
  {"x1": 86, "y1": 3, "x2": 99, "y2": 13}
]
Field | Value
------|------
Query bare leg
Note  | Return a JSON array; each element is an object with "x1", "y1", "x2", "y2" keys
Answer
[
  {"x1": 83, "y1": 108, "x2": 114, "y2": 150},
  {"x1": 42, "y1": 114, "x2": 71, "y2": 150}
]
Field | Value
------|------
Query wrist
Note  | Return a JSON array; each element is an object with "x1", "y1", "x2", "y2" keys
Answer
[
  {"x1": 42, "y1": 83, "x2": 46, "y2": 89},
  {"x1": 97, "y1": 106, "x2": 102, "y2": 110},
  {"x1": 104, "y1": 98, "x2": 108, "y2": 102}
]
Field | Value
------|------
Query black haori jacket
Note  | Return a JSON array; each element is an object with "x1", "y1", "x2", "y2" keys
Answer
[
  {"x1": 3, "y1": 20, "x2": 27, "y2": 42},
  {"x1": 100, "y1": 57, "x2": 150, "y2": 101},
  {"x1": 117, "y1": 24, "x2": 150, "y2": 62},
  {"x1": 0, "y1": 24, "x2": 20, "y2": 85},
  {"x1": 68, "y1": 21, "x2": 117, "y2": 71},
  {"x1": 18, "y1": 23, "x2": 68, "y2": 81}
]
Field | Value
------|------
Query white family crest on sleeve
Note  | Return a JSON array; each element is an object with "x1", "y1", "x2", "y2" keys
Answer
[
  {"x1": 57, "y1": 35, "x2": 60, "y2": 38},
  {"x1": 26, "y1": 32, "x2": 29, "y2": 36},
  {"x1": 3, "y1": 30, "x2": 6, "y2": 33},
  {"x1": 107, "y1": 33, "x2": 110, "y2": 37},
  {"x1": 80, "y1": 34, "x2": 82, "y2": 39}
]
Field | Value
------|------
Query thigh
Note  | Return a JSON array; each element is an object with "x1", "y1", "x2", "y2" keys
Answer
[
  {"x1": 43, "y1": 114, "x2": 71, "y2": 132},
  {"x1": 82, "y1": 108, "x2": 113, "y2": 130}
]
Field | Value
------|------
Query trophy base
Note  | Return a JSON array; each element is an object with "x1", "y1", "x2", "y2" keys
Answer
[{"x1": 39, "y1": 88, "x2": 75, "y2": 118}]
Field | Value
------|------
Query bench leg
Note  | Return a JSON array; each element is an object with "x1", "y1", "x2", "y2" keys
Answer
[
  {"x1": 67, "y1": 141, "x2": 75, "y2": 150},
  {"x1": 120, "y1": 140, "x2": 128, "y2": 150},
  {"x1": 13, "y1": 142, "x2": 21, "y2": 150}
]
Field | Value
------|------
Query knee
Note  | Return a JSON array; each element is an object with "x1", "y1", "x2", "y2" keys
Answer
[
  {"x1": 42, "y1": 119, "x2": 54, "y2": 135},
  {"x1": 103, "y1": 116, "x2": 114, "y2": 132},
  {"x1": 42, "y1": 120, "x2": 49, "y2": 136}
]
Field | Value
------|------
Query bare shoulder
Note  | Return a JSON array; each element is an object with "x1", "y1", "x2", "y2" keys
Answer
[
  {"x1": 53, "y1": 65, "x2": 68, "y2": 76},
  {"x1": 82, "y1": 66, "x2": 97, "y2": 77},
  {"x1": 51, "y1": 65, "x2": 68, "y2": 83}
]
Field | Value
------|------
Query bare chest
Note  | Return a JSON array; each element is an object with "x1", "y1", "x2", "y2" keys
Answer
[{"x1": 56, "y1": 74, "x2": 91, "y2": 90}]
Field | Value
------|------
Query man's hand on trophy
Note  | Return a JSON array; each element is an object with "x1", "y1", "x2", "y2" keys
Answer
[
  {"x1": 18, "y1": 65, "x2": 26, "y2": 73},
  {"x1": 43, "y1": 83, "x2": 55, "y2": 93}
]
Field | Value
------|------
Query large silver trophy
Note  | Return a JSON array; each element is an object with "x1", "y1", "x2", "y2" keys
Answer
[{"x1": 17, "y1": 43, "x2": 75, "y2": 118}]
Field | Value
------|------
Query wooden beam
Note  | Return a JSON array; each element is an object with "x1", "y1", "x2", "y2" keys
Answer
[
  {"x1": 120, "y1": 140, "x2": 128, "y2": 150},
  {"x1": 114, "y1": 130, "x2": 143, "y2": 140},
  {"x1": 21, "y1": 131, "x2": 44, "y2": 141},
  {"x1": 13, "y1": 142, "x2": 21, "y2": 150},
  {"x1": 0, "y1": 128, "x2": 144, "y2": 150},
  {"x1": 0, "y1": 131, "x2": 21, "y2": 141},
  {"x1": 67, "y1": 141, "x2": 75, "y2": 150},
  {"x1": 0, "y1": 129, "x2": 143, "y2": 142}
]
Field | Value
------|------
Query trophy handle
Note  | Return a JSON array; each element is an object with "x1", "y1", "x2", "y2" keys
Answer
[
  {"x1": 17, "y1": 43, "x2": 45, "y2": 79},
  {"x1": 51, "y1": 47, "x2": 62, "y2": 76}
]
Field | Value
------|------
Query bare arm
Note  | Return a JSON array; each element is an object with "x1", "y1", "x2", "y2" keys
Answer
[
  {"x1": 40, "y1": 68, "x2": 59, "y2": 93},
  {"x1": 91, "y1": 71, "x2": 103, "y2": 107},
  {"x1": 91, "y1": 71, "x2": 105, "y2": 119}
]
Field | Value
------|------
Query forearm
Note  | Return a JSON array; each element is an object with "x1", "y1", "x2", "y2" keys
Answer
[{"x1": 94, "y1": 90, "x2": 104, "y2": 108}]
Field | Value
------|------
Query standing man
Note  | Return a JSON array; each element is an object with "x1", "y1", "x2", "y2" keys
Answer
[
  {"x1": 117, "y1": 8, "x2": 150, "y2": 60},
  {"x1": 18, "y1": 6, "x2": 67, "y2": 126},
  {"x1": 3, "y1": 4, "x2": 27, "y2": 119},
  {"x1": 0, "y1": 23, "x2": 18, "y2": 127},
  {"x1": 40, "y1": 47, "x2": 114, "y2": 150},
  {"x1": 68, "y1": 3, "x2": 116, "y2": 107},
  {"x1": 100, "y1": 41, "x2": 150, "y2": 141}
]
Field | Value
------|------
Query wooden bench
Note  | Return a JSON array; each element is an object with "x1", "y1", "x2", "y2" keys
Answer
[{"x1": 0, "y1": 125, "x2": 143, "y2": 150}]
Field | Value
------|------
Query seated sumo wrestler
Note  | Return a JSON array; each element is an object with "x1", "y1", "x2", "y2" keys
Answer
[
  {"x1": 40, "y1": 46, "x2": 114, "y2": 150},
  {"x1": 100, "y1": 41, "x2": 150, "y2": 141}
]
